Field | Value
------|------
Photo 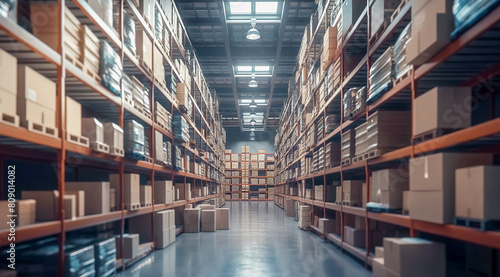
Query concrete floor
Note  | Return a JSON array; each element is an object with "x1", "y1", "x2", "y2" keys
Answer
[{"x1": 117, "y1": 201, "x2": 372, "y2": 277}]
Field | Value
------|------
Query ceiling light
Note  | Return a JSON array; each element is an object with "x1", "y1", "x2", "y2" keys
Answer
[
  {"x1": 250, "y1": 118, "x2": 256, "y2": 124},
  {"x1": 250, "y1": 131, "x2": 255, "y2": 136},
  {"x1": 250, "y1": 136, "x2": 256, "y2": 141},
  {"x1": 250, "y1": 126, "x2": 256, "y2": 131},
  {"x1": 246, "y1": 18, "x2": 260, "y2": 40},
  {"x1": 250, "y1": 110, "x2": 257, "y2": 118},
  {"x1": 249, "y1": 99, "x2": 257, "y2": 108},
  {"x1": 248, "y1": 73, "x2": 258, "y2": 88}
]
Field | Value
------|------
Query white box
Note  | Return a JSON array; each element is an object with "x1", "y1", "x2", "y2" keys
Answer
[
  {"x1": 82, "y1": 117, "x2": 104, "y2": 143},
  {"x1": 65, "y1": 190, "x2": 85, "y2": 217},
  {"x1": 122, "y1": 234, "x2": 139, "y2": 259},
  {"x1": 140, "y1": 185, "x2": 152, "y2": 206},
  {"x1": 103, "y1": 122, "x2": 124, "y2": 149},
  {"x1": 109, "y1": 174, "x2": 140, "y2": 208},
  {"x1": 150, "y1": 180, "x2": 173, "y2": 204},
  {"x1": 66, "y1": 96, "x2": 82, "y2": 136}
]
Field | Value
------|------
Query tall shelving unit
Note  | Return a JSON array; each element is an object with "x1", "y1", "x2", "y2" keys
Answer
[
  {"x1": 0, "y1": 0, "x2": 226, "y2": 274},
  {"x1": 273, "y1": 0, "x2": 500, "y2": 268},
  {"x1": 225, "y1": 152, "x2": 275, "y2": 201}
]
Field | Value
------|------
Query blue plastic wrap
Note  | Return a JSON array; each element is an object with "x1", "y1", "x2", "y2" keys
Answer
[
  {"x1": 451, "y1": 0, "x2": 500, "y2": 39},
  {"x1": 99, "y1": 40, "x2": 122, "y2": 96},
  {"x1": 124, "y1": 12, "x2": 136, "y2": 56},
  {"x1": 124, "y1": 120, "x2": 145, "y2": 160},
  {"x1": 94, "y1": 238, "x2": 116, "y2": 277},
  {"x1": 155, "y1": 6, "x2": 163, "y2": 42}
]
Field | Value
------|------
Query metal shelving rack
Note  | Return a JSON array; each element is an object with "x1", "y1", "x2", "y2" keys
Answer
[
  {"x1": 273, "y1": 0, "x2": 500, "y2": 268},
  {"x1": 225, "y1": 153, "x2": 275, "y2": 201},
  {"x1": 0, "y1": 0, "x2": 226, "y2": 274}
]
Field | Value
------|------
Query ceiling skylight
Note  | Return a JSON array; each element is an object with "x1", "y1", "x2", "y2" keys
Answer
[
  {"x1": 254, "y1": 65, "x2": 270, "y2": 72},
  {"x1": 255, "y1": 2, "x2": 278, "y2": 14},
  {"x1": 229, "y1": 2, "x2": 251, "y2": 14},
  {"x1": 237, "y1": 65, "x2": 253, "y2": 72}
]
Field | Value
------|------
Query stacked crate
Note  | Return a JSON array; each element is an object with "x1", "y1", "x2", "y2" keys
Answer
[
  {"x1": 298, "y1": 206, "x2": 311, "y2": 230},
  {"x1": 123, "y1": 13, "x2": 136, "y2": 56},
  {"x1": 354, "y1": 122, "x2": 368, "y2": 161},
  {"x1": 81, "y1": 25, "x2": 100, "y2": 79},
  {"x1": 316, "y1": 116, "x2": 324, "y2": 143},
  {"x1": 99, "y1": 40, "x2": 122, "y2": 96},
  {"x1": 154, "y1": 101, "x2": 172, "y2": 132},
  {"x1": 82, "y1": 118, "x2": 110, "y2": 153},
  {"x1": 103, "y1": 122, "x2": 124, "y2": 157},
  {"x1": 172, "y1": 114, "x2": 189, "y2": 142},
  {"x1": 325, "y1": 142, "x2": 341, "y2": 168},
  {"x1": 343, "y1": 180, "x2": 363, "y2": 206},
  {"x1": 124, "y1": 120, "x2": 145, "y2": 160},
  {"x1": 136, "y1": 29, "x2": 153, "y2": 74},
  {"x1": 94, "y1": 238, "x2": 116, "y2": 277},
  {"x1": 325, "y1": 114, "x2": 339, "y2": 133},
  {"x1": 173, "y1": 144, "x2": 183, "y2": 171},
  {"x1": 131, "y1": 76, "x2": 151, "y2": 116},
  {"x1": 368, "y1": 46, "x2": 394, "y2": 103},
  {"x1": 365, "y1": 111, "x2": 411, "y2": 158},
  {"x1": 321, "y1": 26, "x2": 338, "y2": 70},
  {"x1": 341, "y1": 129, "x2": 355, "y2": 165}
]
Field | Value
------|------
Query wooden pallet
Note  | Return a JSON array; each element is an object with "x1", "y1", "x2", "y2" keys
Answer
[
  {"x1": 141, "y1": 203, "x2": 153, "y2": 207},
  {"x1": 67, "y1": 133, "x2": 90, "y2": 147},
  {"x1": 20, "y1": 119, "x2": 58, "y2": 138},
  {"x1": 394, "y1": 68, "x2": 412, "y2": 86},
  {"x1": 125, "y1": 203, "x2": 140, "y2": 211},
  {"x1": 0, "y1": 111, "x2": 20, "y2": 127},
  {"x1": 155, "y1": 159, "x2": 166, "y2": 167},
  {"x1": 342, "y1": 201, "x2": 361, "y2": 207},
  {"x1": 145, "y1": 156, "x2": 154, "y2": 164},
  {"x1": 341, "y1": 158, "x2": 351, "y2": 166},
  {"x1": 110, "y1": 146, "x2": 124, "y2": 157},
  {"x1": 369, "y1": 18, "x2": 389, "y2": 46},
  {"x1": 124, "y1": 96, "x2": 134, "y2": 108},
  {"x1": 390, "y1": 0, "x2": 410, "y2": 22},
  {"x1": 90, "y1": 141, "x2": 110, "y2": 154},
  {"x1": 65, "y1": 53, "x2": 101, "y2": 83},
  {"x1": 352, "y1": 154, "x2": 365, "y2": 163},
  {"x1": 363, "y1": 149, "x2": 382, "y2": 160},
  {"x1": 155, "y1": 119, "x2": 167, "y2": 130},
  {"x1": 413, "y1": 128, "x2": 457, "y2": 144},
  {"x1": 454, "y1": 218, "x2": 500, "y2": 231}
]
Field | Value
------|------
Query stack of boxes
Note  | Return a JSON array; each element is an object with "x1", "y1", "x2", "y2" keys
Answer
[
  {"x1": 94, "y1": 238, "x2": 116, "y2": 277},
  {"x1": 81, "y1": 25, "x2": 100, "y2": 79},
  {"x1": 87, "y1": 0, "x2": 113, "y2": 28},
  {"x1": 154, "y1": 210, "x2": 176, "y2": 249},
  {"x1": 216, "y1": 208, "x2": 230, "y2": 230},
  {"x1": 201, "y1": 207, "x2": 216, "y2": 232},
  {"x1": 123, "y1": 13, "x2": 136, "y2": 56},
  {"x1": 110, "y1": 173, "x2": 141, "y2": 211},
  {"x1": 117, "y1": 234, "x2": 140, "y2": 259},
  {"x1": 176, "y1": 82, "x2": 193, "y2": 115},
  {"x1": 284, "y1": 198, "x2": 295, "y2": 217},
  {"x1": 342, "y1": 180, "x2": 363, "y2": 206},
  {"x1": 17, "y1": 65, "x2": 57, "y2": 136},
  {"x1": 341, "y1": 129, "x2": 355, "y2": 164},
  {"x1": 394, "y1": 23, "x2": 412, "y2": 79},
  {"x1": 354, "y1": 122, "x2": 367, "y2": 160},
  {"x1": 365, "y1": 111, "x2": 411, "y2": 158},
  {"x1": 136, "y1": 29, "x2": 153, "y2": 73},
  {"x1": 0, "y1": 49, "x2": 18, "y2": 126},
  {"x1": 325, "y1": 114, "x2": 339, "y2": 133},
  {"x1": 184, "y1": 208, "x2": 200, "y2": 233},
  {"x1": 124, "y1": 120, "x2": 145, "y2": 160},
  {"x1": 321, "y1": 26, "x2": 338, "y2": 70},
  {"x1": 154, "y1": 46, "x2": 165, "y2": 88},
  {"x1": 0, "y1": 199, "x2": 35, "y2": 229},
  {"x1": 155, "y1": 101, "x2": 172, "y2": 132},
  {"x1": 298, "y1": 205, "x2": 311, "y2": 230},
  {"x1": 367, "y1": 46, "x2": 394, "y2": 103},
  {"x1": 131, "y1": 76, "x2": 151, "y2": 116},
  {"x1": 151, "y1": 180, "x2": 173, "y2": 205},
  {"x1": 373, "y1": 237, "x2": 446, "y2": 277},
  {"x1": 318, "y1": 218, "x2": 336, "y2": 235},
  {"x1": 173, "y1": 144, "x2": 183, "y2": 171},
  {"x1": 370, "y1": 0, "x2": 400, "y2": 39},
  {"x1": 140, "y1": 185, "x2": 152, "y2": 207},
  {"x1": 65, "y1": 96, "x2": 88, "y2": 146},
  {"x1": 324, "y1": 142, "x2": 341, "y2": 168}
]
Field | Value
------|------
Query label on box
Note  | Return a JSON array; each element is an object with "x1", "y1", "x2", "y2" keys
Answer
[{"x1": 27, "y1": 88, "x2": 37, "y2": 102}]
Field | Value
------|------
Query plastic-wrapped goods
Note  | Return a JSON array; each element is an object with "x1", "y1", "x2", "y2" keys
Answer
[
  {"x1": 124, "y1": 120, "x2": 145, "y2": 160},
  {"x1": 155, "y1": 6, "x2": 163, "y2": 42},
  {"x1": 394, "y1": 23, "x2": 412, "y2": 80},
  {"x1": 164, "y1": 141, "x2": 172, "y2": 167},
  {"x1": 144, "y1": 136, "x2": 150, "y2": 157},
  {"x1": 99, "y1": 40, "x2": 122, "y2": 96},
  {"x1": 172, "y1": 114, "x2": 190, "y2": 142},
  {"x1": 325, "y1": 114, "x2": 340, "y2": 133},
  {"x1": 123, "y1": 73, "x2": 133, "y2": 101},
  {"x1": 452, "y1": 0, "x2": 500, "y2": 39},
  {"x1": 367, "y1": 46, "x2": 394, "y2": 104},
  {"x1": 174, "y1": 143, "x2": 183, "y2": 171},
  {"x1": 94, "y1": 238, "x2": 116, "y2": 277},
  {"x1": 124, "y1": 12, "x2": 136, "y2": 56},
  {"x1": 351, "y1": 86, "x2": 366, "y2": 118},
  {"x1": 165, "y1": 73, "x2": 178, "y2": 95},
  {"x1": 0, "y1": 0, "x2": 15, "y2": 17},
  {"x1": 343, "y1": 87, "x2": 358, "y2": 120}
]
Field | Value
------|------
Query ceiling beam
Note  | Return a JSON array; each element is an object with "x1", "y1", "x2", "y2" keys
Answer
[
  {"x1": 218, "y1": 1, "x2": 242, "y2": 131},
  {"x1": 182, "y1": 16, "x2": 310, "y2": 26},
  {"x1": 264, "y1": 0, "x2": 291, "y2": 130}
]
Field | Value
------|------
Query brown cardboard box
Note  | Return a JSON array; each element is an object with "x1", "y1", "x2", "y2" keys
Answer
[
  {"x1": 17, "y1": 65, "x2": 56, "y2": 111},
  {"x1": 136, "y1": 30, "x2": 153, "y2": 70},
  {"x1": 413, "y1": 87, "x2": 471, "y2": 136},
  {"x1": 184, "y1": 208, "x2": 200, "y2": 233},
  {"x1": 154, "y1": 46, "x2": 164, "y2": 84},
  {"x1": 0, "y1": 199, "x2": 36, "y2": 229},
  {"x1": 383, "y1": 237, "x2": 446, "y2": 277},
  {"x1": 65, "y1": 190, "x2": 85, "y2": 217},
  {"x1": 402, "y1": 190, "x2": 409, "y2": 213},
  {"x1": 65, "y1": 182, "x2": 111, "y2": 215},
  {"x1": 375, "y1": 246, "x2": 384, "y2": 258},
  {"x1": 201, "y1": 210, "x2": 216, "y2": 232},
  {"x1": 231, "y1": 162, "x2": 239, "y2": 169},
  {"x1": 231, "y1": 154, "x2": 239, "y2": 161},
  {"x1": 455, "y1": 166, "x2": 500, "y2": 221},
  {"x1": 0, "y1": 48, "x2": 17, "y2": 95},
  {"x1": 122, "y1": 234, "x2": 140, "y2": 259},
  {"x1": 0, "y1": 91, "x2": 16, "y2": 116},
  {"x1": 258, "y1": 154, "x2": 266, "y2": 161},
  {"x1": 17, "y1": 98, "x2": 56, "y2": 127},
  {"x1": 66, "y1": 97, "x2": 82, "y2": 136},
  {"x1": 103, "y1": 122, "x2": 124, "y2": 150},
  {"x1": 370, "y1": 0, "x2": 400, "y2": 38},
  {"x1": 406, "y1": 1, "x2": 454, "y2": 66},
  {"x1": 319, "y1": 218, "x2": 335, "y2": 234},
  {"x1": 216, "y1": 208, "x2": 230, "y2": 230},
  {"x1": 150, "y1": 180, "x2": 173, "y2": 204},
  {"x1": 175, "y1": 183, "x2": 186, "y2": 200},
  {"x1": 64, "y1": 194, "x2": 76, "y2": 220},
  {"x1": 22, "y1": 190, "x2": 59, "y2": 221},
  {"x1": 343, "y1": 226, "x2": 365, "y2": 247},
  {"x1": 176, "y1": 83, "x2": 190, "y2": 106},
  {"x1": 372, "y1": 258, "x2": 387, "y2": 277},
  {"x1": 110, "y1": 188, "x2": 116, "y2": 210},
  {"x1": 82, "y1": 117, "x2": 104, "y2": 143},
  {"x1": 110, "y1": 174, "x2": 140, "y2": 208},
  {"x1": 258, "y1": 149, "x2": 266, "y2": 154},
  {"x1": 409, "y1": 190, "x2": 451, "y2": 224}
]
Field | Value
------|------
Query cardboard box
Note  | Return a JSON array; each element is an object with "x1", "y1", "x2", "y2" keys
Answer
[
  {"x1": 110, "y1": 188, "x2": 116, "y2": 210},
  {"x1": 0, "y1": 199, "x2": 35, "y2": 229},
  {"x1": 216, "y1": 208, "x2": 229, "y2": 230},
  {"x1": 342, "y1": 0, "x2": 365, "y2": 38},
  {"x1": 82, "y1": 117, "x2": 104, "y2": 143},
  {"x1": 0, "y1": 89, "x2": 16, "y2": 116},
  {"x1": 455, "y1": 166, "x2": 500, "y2": 221},
  {"x1": 406, "y1": 0, "x2": 454, "y2": 65},
  {"x1": 65, "y1": 182, "x2": 111, "y2": 215},
  {"x1": 103, "y1": 122, "x2": 124, "y2": 150},
  {"x1": 122, "y1": 234, "x2": 139, "y2": 259},
  {"x1": 201, "y1": 210, "x2": 216, "y2": 232},
  {"x1": 154, "y1": 46, "x2": 164, "y2": 84},
  {"x1": 372, "y1": 258, "x2": 387, "y2": 277},
  {"x1": 383, "y1": 237, "x2": 446, "y2": 277},
  {"x1": 17, "y1": 97, "x2": 56, "y2": 127},
  {"x1": 21, "y1": 190, "x2": 59, "y2": 221},
  {"x1": 184, "y1": 208, "x2": 200, "y2": 233},
  {"x1": 17, "y1": 65, "x2": 56, "y2": 111},
  {"x1": 65, "y1": 190, "x2": 85, "y2": 217},
  {"x1": 343, "y1": 226, "x2": 365, "y2": 247},
  {"x1": 413, "y1": 87, "x2": 471, "y2": 136},
  {"x1": 151, "y1": 180, "x2": 173, "y2": 204},
  {"x1": 318, "y1": 218, "x2": 335, "y2": 234},
  {"x1": 0, "y1": 48, "x2": 17, "y2": 95},
  {"x1": 110, "y1": 174, "x2": 140, "y2": 208},
  {"x1": 66, "y1": 97, "x2": 82, "y2": 136},
  {"x1": 64, "y1": 194, "x2": 76, "y2": 220},
  {"x1": 375, "y1": 246, "x2": 384, "y2": 258},
  {"x1": 136, "y1": 29, "x2": 153, "y2": 70},
  {"x1": 176, "y1": 83, "x2": 190, "y2": 106},
  {"x1": 140, "y1": 185, "x2": 152, "y2": 206},
  {"x1": 402, "y1": 190, "x2": 409, "y2": 213}
]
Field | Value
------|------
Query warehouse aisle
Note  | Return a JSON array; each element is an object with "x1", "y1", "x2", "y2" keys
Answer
[{"x1": 116, "y1": 202, "x2": 371, "y2": 277}]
